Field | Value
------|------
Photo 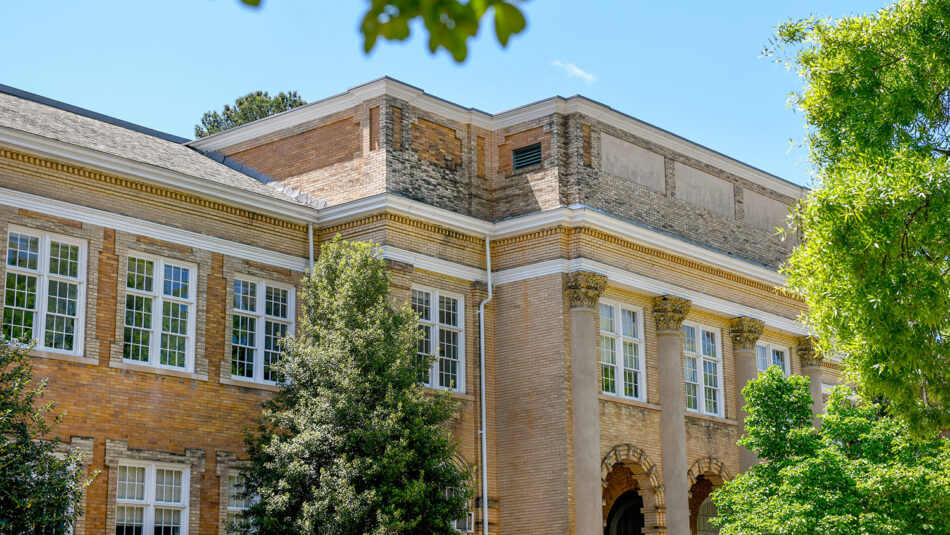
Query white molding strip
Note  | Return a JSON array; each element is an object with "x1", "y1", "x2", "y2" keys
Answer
[
  {"x1": 0, "y1": 127, "x2": 316, "y2": 222},
  {"x1": 0, "y1": 188, "x2": 308, "y2": 272},
  {"x1": 380, "y1": 246, "x2": 487, "y2": 283},
  {"x1": 492, "y1": 257, "x2": 806, "y2": 336}
]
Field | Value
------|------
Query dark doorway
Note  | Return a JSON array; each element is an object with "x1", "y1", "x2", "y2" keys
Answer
[{"x1": 605, "y1": 490, "x2": 644, "y2": 535}]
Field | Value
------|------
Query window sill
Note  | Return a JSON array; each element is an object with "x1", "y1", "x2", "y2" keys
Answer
[
  {"x1": 422, "y1": 387, "x2": 475, "y2": 402},
  {"x1": 30, "y1": 349, "x2": 96, "y2": 365},
  {"x1": 684, "y1": 411, "x2": 736, "y2": 427},
  {"x1": 110, "y1": 360, "x2": 208, "y2": 381},
  {"x1": 220, "y1": 377, "x2": 280, "y2": 392},
  {"x1": 598, "y1": 394, "x2": 661, "y2": 412}
]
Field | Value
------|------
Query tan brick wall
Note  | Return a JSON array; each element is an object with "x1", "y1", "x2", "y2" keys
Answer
[
  {"x1": 228, "y1": 116, "x2": 360, "y2": 179},
  {"x1": 411, "y1": 117, "x2": 463, "y2": 171}
]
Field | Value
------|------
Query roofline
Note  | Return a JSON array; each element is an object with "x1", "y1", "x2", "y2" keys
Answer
[
  {"x1": 0, "y1": 83, "x2": 190, "y2": 144},
  {"x1": 188, "y1": 77, "x2": 806, "y2": 198}
]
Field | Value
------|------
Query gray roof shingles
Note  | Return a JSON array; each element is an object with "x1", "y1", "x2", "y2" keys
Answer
[{"x1": 0, "y1": 90, "x2": 307, "y2": 205}]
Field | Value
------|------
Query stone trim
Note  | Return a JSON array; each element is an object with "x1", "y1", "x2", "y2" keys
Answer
[
  {"x1": 797, "y1": 336, "x2": 821, "y2": 368},
  {"x1": 728, "y1": 316, "x2": 765, "y2": 350},
  {"x1": 104, "y1": 440, "x2": 205, "y2": 535},
  {"x1": 651, "y1": 295, "x2": 691, "y2": 332},
  {"x1": 686, "y1": 456, "x2": 731, "y2": 487},
  {"x1": 566, "y1": 271, "x2": 607, "y2": 309},
  {"x1": 216, "y1": 452, "x2": 251, "y2": 535}
]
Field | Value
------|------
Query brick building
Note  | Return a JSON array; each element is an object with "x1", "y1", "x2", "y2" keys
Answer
[{"x1": 0, "y1": 78, "x2": 837, "y2": 534}]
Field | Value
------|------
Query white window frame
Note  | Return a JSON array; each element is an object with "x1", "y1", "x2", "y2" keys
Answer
[
  {"x1": 444, "y1": 488, "x2": 474, "y2": 533},
  {"x1": 230, "y1": 277, "x2": 295, "y2": 384},
  {"x1": 225, "y1": 469, "x2": 250, "y2": 527},
  {"x1": 755, "y1": 342, "x2": 790, "y2": 376},
  {"x1": 115, "y1": 460, "x2": 190, "y2": 535},
  {"x1": 598, "y1": 299, "x2": 646, "y2": 402},
  {"x1": 682, "y1": 321, "x2": 724, "y2": 417},
  {"x1": 122, "y1": 252, "x2": 197, "y2": 372},
  {"x1": 411, "y1": 285, "x2": 466, "y2": 393},
  {"x1": 3, "y1": 225, "x2": 87, "y2": 356}
]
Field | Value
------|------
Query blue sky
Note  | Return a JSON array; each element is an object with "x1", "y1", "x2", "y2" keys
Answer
[{"x1": 2, "y1": 0, "x2": 884, "y2": 186}]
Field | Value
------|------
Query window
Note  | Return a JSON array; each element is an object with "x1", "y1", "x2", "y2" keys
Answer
[
  {"x1": 755, "y1": 343, "x2": 788, "y2": 376},
  {"x1": 226, "y1": 471, "x2": 249, "y2": 527},
  {"x1": 122, "y1": 254, "x2": 196, "y2": 371},
  {"x1": 411, "y1": 287, "x2": 465, "y2": 392},
  {"x1": 3, "y1": 228, "x2": 86, "y2": 355},
  {"x1": 444, "y1": 488, "x2": 474, "y2": 533},
  {"x1": 683, "y1": 322, "x2": 723, "y2": 416},
  {"x1": 512, "y1": 143, "x2": 542, "y2": 170},
  {"x1": 115, "y1": 462, "x2": 189, "y2": 535},
  {"x1": 231, "y1": 278, "x2": 294, "y2": 383},
  {"x1": 599, "y1": 301, "x2": 645, "y2": 401}
]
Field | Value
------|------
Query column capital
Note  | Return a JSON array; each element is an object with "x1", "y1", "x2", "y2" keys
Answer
[
  {"x1": 729, "y1": 316, "x2": 765, "y2": 350},
  {"x1": 651, "y1": 295, "x2": 691, "y2": 331},
  {"x1": 798, "y1": 337, "x2": 822, "y2": 367},
  {"x1": 566, "y1": 271, "x2": 607, "y2": 309}
]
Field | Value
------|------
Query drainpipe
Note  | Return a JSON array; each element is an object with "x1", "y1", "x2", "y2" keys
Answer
[
  {"x1": 307, "y1": 223, "x2": 315, "y2": 270},
  {"x1": 478, "y1": 235, "x2": 493, "y2": 535}
]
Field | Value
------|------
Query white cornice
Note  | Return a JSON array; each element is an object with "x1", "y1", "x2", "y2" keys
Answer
[
  {"x1": 381, "y1": 246, "x2": 487, "y2": 283},
  {"x1": 0, "y1": 188, "x2": 309, "y2": 272},
  {"x1": 317, "y1": 193, "x2": 494, "y2": 235},
  {"x1": 0, "y1": 127, "x2": 316, "y2": 223}
]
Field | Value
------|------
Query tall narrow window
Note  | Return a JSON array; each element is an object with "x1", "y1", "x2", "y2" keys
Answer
[
  {"x1": 226, "y1": 471, "x2": 250, "y2": 528},
  {"x1": 599, "y1": 301, "x2": 645, "y2": 401},
  {"x1": 683, "y1": 322, "x2": 723, "y2": 417},
  {"x1": 122, "y1": 255, "x2": 195, "y2": 371},
  {"x1": 231, "y1": 278, "x2": 294, "y2": 384},
  {"x1": 756, "y1": 342, "x2": 788, "y2": 376},
  {"x1": 3, "y1": 228, "x2": 86, "y2": 355},
  {"x1": 116, "y1": 463, "x2": 188, "y2": 535},
  {"x1": 411, "y1": 287, "x2": 465, "y2": 392}
]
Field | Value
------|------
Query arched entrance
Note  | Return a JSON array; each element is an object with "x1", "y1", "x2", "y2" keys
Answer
[
  {"x1": 605, "y1": 490, "x2": 644, "y2": 535},
  {"x1": 687, "y1": 457, "x2": 730, "y2": 535},
  {"x1": 601, "y1": 444, "x2": 665, "y2": 535}
]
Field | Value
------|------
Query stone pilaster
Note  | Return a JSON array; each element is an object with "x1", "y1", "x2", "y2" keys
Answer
[
  {"x1": 651, "y1": 295, "x2": 691, "y2": 535},
  {"x1": 729, "y1": 316, "x2": 765, "y2": 471},
  {"x1": 566, "y1": 271, "x2": 607, "y2": 535},
  {"x1": 798, "y1": 337, "x2": 824, "y2": 425}
]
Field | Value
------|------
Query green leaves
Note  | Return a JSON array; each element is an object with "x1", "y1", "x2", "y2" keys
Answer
[
  {"x1": 195, "y1": 90, "x2": 306, "y2": 138},
  {"x1": 714, "y1": 371, "x2": 950, "y2": 534},
  {"x1": 360, "y1": 0, "x2": 528, "y2": 62}
]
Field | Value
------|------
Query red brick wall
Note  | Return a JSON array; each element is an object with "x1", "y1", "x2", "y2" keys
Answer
[
  {"x1": 369, "y1": 106, "x2": 380, "y2": 152},
  {"x1": 228, "y1": 117, "x2": 361, "y2": 179}
]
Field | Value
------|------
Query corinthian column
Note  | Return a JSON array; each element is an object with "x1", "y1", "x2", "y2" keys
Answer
[
  {"x1": 729, "y1": 316, "x2": 765, "y2": 472},
  {"x1": 798, "y1": 337, "x2": 824, "y2": 426},
  {"x1": 651, "y1": 295, "x2": 691, "y2": 535},
  {"x1": 566, "y1": 271, "x2": 607, "y2": 535}
]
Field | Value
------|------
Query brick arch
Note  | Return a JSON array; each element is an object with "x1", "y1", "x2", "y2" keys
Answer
[
  {"x1": 601, "y1": 444, "x2": 665, "y2": 534},
  {"x1": 686, "y1": 456, "x2": 731, "y2": 488}
]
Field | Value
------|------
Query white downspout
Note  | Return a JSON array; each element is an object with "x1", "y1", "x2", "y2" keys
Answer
[
  {"x1": 478, "y1": 235, "x2": 492, "y2": 535},
  {"x1": 307, "y1": 223, "x2": 315, "y2": 270}
]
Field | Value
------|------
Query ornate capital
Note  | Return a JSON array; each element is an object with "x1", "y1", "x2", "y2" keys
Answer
[
  {"x1": 565, "y1": 271, "x2": 607, "y2": 309},
  {"x1": 729, "y1": 316, "x2": 765, "y2": 350},
  {"x1": 798, "y1": 337, "x2": 822, "y2": 367},
  {"x1": 651, "y1": 295, "x2": 691, "y2": 331}
]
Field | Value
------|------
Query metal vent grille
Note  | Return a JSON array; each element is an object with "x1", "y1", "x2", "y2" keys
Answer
[{"x1": 512, "y1": 143, "x2": 542, "y2": 170}]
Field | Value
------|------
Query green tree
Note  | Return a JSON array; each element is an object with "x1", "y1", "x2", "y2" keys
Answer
[
  {"x1": 240, "y1": 0, "x2": 527, "y2": 62},
  {"x1": 234, "y1": 237, "x2": 471, "y2": 535},
  {"x1": 712, "y1": 367, "x2": 950, "y2": 534},
  {"x1": 773, "y1": 0, "x2": 950, "y2": 430},
  {"x1": 0, "y1": 339, "x2": 93, "y2": 534},
  {"x1": 195, "y1": 90, "x2": 307, "y2": 138}
]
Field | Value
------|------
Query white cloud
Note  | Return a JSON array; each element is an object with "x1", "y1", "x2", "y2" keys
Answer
[{"x1": 551, "y1": 60, "x2": 597, "y2": 85}]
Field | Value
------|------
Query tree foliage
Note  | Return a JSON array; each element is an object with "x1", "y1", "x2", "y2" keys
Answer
[
  {"x1": 195, "y1": 90, "x2": 307, "y2": 138},
  {"x1": 240, "y1": 0, "x2": 527, "y2": 62},
  {"x1": 0, "y1": 339, "x2": 92, "y2": 534},
  {"x1": 774, "y1": 0, "x2": 950, "y2": 430},
  {"x1": 713, "y1": 368, "x2": 950, "y2": 534},
  {"x1": 235, "y1": 237, "x2": 471, "y2": 535}
]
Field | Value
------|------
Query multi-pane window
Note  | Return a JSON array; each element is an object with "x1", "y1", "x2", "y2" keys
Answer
[
  {"x1": 683, "y1": 322, "x2": 723, "y2": 416},
  {"x1": 411, "y1": 287, "x2": 465, "y2": 392},
  {"x1": 226, "y1": 471, "x2": 249, "y2": 527},
  {"x1": 122, "y1": 255, "x2": 195, "y2": 371},
  {"x1": 599, "y1": 301, "x2": 645, "y2": 401},
  {"x1": 756, "y1": 343, "x2": 788, "y2": 376},
  {"x1": 444, "y1": 488, "x2": 474, "y2": 533},
  {"x1": 115, "y1": 463, "x2": 188, "y2": 535},
  {"x1": 2, "y1": 228, "x2": 86, "y2": 355},
  {"x1": 231, "y1": 278, "x2": 294, "y2": 383}
]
